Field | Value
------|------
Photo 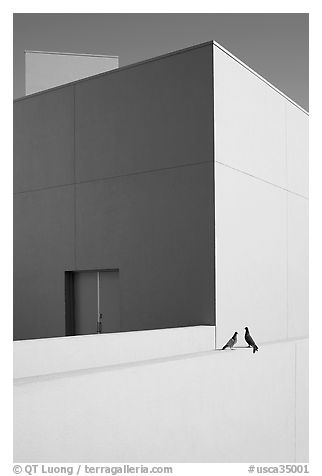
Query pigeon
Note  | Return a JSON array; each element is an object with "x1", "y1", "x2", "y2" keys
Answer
[
  {"x1": 222, "y1": 332, "x2": 238, "y2": 350},
  {"x1": 244, "y1": 327, "x2": 259, "y2": 353}
]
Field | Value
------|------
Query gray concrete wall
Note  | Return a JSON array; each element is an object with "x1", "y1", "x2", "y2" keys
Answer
[{"x1": 13, "y1": 43, "x2": 215, "y2": 340}]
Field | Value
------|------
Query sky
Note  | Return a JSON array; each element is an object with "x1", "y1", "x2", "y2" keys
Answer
[{"x1": 13, "y1": 13, "x2": 309, "y2": 111}]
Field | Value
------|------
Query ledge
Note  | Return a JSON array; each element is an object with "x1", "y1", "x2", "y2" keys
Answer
[{"x1": 13, "y1": 326, "x2": 215, "y2": 380}]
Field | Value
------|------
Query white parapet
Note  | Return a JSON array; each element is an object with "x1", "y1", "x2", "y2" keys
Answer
[
  {"x1": 13, "y1": 325, "x2": 215, "y2": 380},
  {"x1": 13, "y1": 337, "x2": 308, "y2": 462}
]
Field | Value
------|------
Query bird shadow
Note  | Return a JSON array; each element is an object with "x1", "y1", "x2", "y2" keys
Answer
[{"x1": 218, "y1": 346, "x2": 251, "y2": 351}]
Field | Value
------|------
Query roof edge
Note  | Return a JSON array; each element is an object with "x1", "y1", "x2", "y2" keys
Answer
[
  {"x1": 213, "y1": 41, "x2": 308, "y2": 115},
  {"x1": 15, "y1": 41, "x2": 213, "y2": 103},
  {"x1": 15, "y1": 40, "x2": 308, "y2": 114}
]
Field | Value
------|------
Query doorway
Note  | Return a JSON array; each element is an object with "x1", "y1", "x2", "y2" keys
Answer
[{"x1": 65, "y1": 269, "x2": 121, "y2": 336}]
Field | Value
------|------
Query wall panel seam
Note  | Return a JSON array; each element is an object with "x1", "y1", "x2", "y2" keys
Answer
[
  {"x1": 212, "y1": 43, "x2": 217, "y2": 338},
  {"x1": 73, "y1": 85, "x2": 77, "y2": 270},
  {"x1": 215, "y1": 160, "x2": 309, "y2": 200},
  {"x1": 13, "y1": 160, "x2": 214, "y2": 195},
  {"x1": 14, "y1": 183, "x2": 75, "y2": 195}
]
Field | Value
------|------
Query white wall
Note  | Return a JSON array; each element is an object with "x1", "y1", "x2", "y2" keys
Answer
[
  {"x1": 214, "y1": 46, "x2": 287, "y2": 189},
  {"x1": 14, "y1": 326, "x2": 215, "y2": 379},
  {"x1": 214, "y1": 44, "x2": 309, "y2": 349},
  {"x1": 13, "y1": 337, "x2": 307, "y2": 462},
  {"x1": 286, "y1": 102, "x2": 309, "y2": 198},
  {"x1": 215, "y1": 163, "x2": 288, "y2": 346},
  {"x1": 212, "y1": 45, "x2": 308, "y2": 462},
  {"x1": 288, "y1": 195, "x2": 309, "y2": 339},
  {"x1": 295, "y1": 340, "x2": 309, "y2": 461},
  {"x1": 25, "y1": 51, "x2": 119, "y2": 95}
]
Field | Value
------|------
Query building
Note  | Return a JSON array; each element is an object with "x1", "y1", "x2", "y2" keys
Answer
[
  {"x1": 25, "y1": 50, "x2": 119, "y2": 95},
  {"x1": 13, "y1": 41, "x2": 309, "y2": 462}
]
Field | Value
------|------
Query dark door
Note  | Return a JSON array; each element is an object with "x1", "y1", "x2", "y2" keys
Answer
[
  {"x1": 74, "y1": 271, "x2": 97, "y2": 335},
  {"x1": 99, "y1": 270, "x2": 121, "y2": 333},
  {"x1": 67, "y1": 269, "x2": 121, "y2": 336}
]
